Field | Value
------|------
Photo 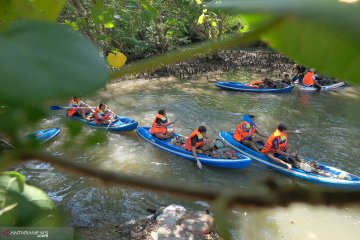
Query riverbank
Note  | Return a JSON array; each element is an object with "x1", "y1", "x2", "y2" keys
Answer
[
  {"x1": 115, "y1": 48, "x2": 294, "y2": 81},
  {"x1": 75, "y1": 205, "x2": 221, "y2": 240}
]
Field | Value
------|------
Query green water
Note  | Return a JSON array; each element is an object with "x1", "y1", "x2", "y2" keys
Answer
[{"x1": 15, "y1": 72, "x2": 360, "y2": 239}]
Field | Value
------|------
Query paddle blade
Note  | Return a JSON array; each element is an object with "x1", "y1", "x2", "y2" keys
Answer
[
  {"x1": 50, "y1": 105, "x2": 63, "y2": 110},
  {"x1": 243, "y1": 114, "x2": 252, "y2": 123}
]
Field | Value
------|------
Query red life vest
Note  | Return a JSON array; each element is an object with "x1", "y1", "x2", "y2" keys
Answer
[
  {"x1": 185, "y1": 129, "x2": 204, "y2": 151},
  {"x1": 150, "y1": 114, "x2": 168, "y2": 134},
  {"x1": 303, "y1": 72, "x2": 315, "y2": 86},
  {"x1": 233, "y1": 122, "x2": 256, "y2": 142},
  {"x1": 262, "y1": 129, "x2": 288, "y2": 153},
  {"x1": 94, "y1": 107, "x2": 109, "y2": 124},
  {"x1": 67, "y1": 98, "x2": 79, "y2": 116}
]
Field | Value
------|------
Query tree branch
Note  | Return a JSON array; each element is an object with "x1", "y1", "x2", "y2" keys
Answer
[{"x1": 13, "y1": 151, "x2": 360, "y2": 208}]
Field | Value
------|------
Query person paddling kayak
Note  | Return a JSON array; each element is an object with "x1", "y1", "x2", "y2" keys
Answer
[
  {"x1": 149, "y1": 110, "x2": 176, "y2": 139},
  {"x1": 185, "y1": 126, "x2": 211, "y2": 169},
  {"x1": 233, "y1": 114, "x2": 267, "y2": 154},
  {"x1": 303, "y1": 68, "x2": 322, "y2": 90},
  {"x1": 67, "y1": 96, "x2": 94, "y2": 118},
  {"x1": 261, "y1": 124, "x2": 300, "y2": 170}
]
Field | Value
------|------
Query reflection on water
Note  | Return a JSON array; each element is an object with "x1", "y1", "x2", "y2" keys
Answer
[{"x1": 14, "y1": 72, "x2": 360, "y2": 239}]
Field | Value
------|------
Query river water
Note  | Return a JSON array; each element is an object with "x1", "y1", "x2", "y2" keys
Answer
[{"x1": 15, "y1": 71, "x2": 360, "y2": 239}]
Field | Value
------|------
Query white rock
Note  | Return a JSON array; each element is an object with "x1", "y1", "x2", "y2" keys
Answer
[{"x1": 156, "y1": 204, "x2": 187, "y2": 226}]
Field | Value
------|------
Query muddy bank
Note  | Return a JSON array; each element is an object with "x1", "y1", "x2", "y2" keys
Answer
[{"x1": 117, "y1": 48, "x2": 294, "y2": 81}]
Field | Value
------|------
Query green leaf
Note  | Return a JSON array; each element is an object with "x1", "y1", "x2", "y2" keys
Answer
[
  {"x1": 0, "y1": 172, "x2": 58, "y2": 226},
  {"x1": 65, "y1": 120, "x2": 83, "y2": 137},
  {"x1": 263, "y1": 18, "x2": 360, "y2": 83},
  {"x1": 22, "y1": 184, "x2": 55, "y2": 210},
  {"x1": 121, "y1": 36, "x2": 143, "y2": 46},
  {"x1": 96, "y1": 34, "x2": 108, "y2": 41},
  {"x1": 0, "y1": 0, "x2": 17, "y2": 27},
  {"x1": 141, "y1": 9, "x2": 152, "y2": 24},
  {"x1": 90, "y1": 0, "x2": 104, "y2": 25},
  {"x1": 141, "y1": 2, "x2": 157, "y2": 20},
  {"x1": 11, "y1": 0, "x2": 65, "y2": 22},
  {"x1": 197, "y1": 13, "x2": 205, "y2": 25},
  {"x1": 212, "y1": 195, "x2": 232, "y2": 240},
  {"x1": 103, "y1": 8, "x2": 115, "y2": 29},
  {"x1": 0, "y1": 171, "x2": 25, "y2": 192},
  {"x1": 0, "y1": 21, "x2": 108, "y2": 107},
  {"x1": 64, "y1": 20, "x2": 78, "y2": 31},
  {"x1": 91, "y1": 0, "x2": 115, "y2": 29},
  {"x1": 239, "y1": 14, "x2": 274, "y2": 33},
  {"x1": 211, "y1": 0, "x2": 360, "y2": 83}
]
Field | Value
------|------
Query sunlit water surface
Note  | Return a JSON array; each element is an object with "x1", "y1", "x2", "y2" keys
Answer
[{"x1": 15, "y1": 71, "x2": 360, "y2": 239}]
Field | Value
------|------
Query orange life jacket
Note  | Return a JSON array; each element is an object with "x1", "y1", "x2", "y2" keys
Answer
[
  {"x1": 150, "y1": 114, "x2": 168, "y2": 134},
  {"x1": 233, "y1": 122, "x2": 256, "y2": 142},
  {"x1": 303, "y1": 72, "x2": 315, "y2": 86},
  {"x1": 249, "y1": 80, "x2": 262, "y2": 88},
  {"x1": 94, "y1": 107, "x2": 109, "y2": 124},
  {"x1": 67, "y1": 98, "x2": 79, "y2": 116},
  {"x1": 261, "y1": 129, "x2": 288, "y2": 153},
  {"x1": 185, "y1": 129, "x2": 204, "y2": 151}
]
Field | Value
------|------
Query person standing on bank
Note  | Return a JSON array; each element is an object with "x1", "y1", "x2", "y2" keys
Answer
[{"x1": 185, "y1": 126, "x2": 211, "y2": 169}]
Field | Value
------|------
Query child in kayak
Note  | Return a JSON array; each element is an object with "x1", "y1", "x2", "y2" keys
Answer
[{"x1": 94, "y1": 103, "x2": 115, "y2": 124}]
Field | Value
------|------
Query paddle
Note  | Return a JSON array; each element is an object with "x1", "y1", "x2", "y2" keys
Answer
[
  {"x1": 50, "y1": 105, "x2": 93, "y2": 110},
  {"x1": 106, "y1": 119, "x2": 114, "y2": 130},
  {"x1": 243, "y1": 114, "x2": 268, "y2": 137},
  {"x1": 105, "y1": 111, "x2": 116, "y2": 130}
]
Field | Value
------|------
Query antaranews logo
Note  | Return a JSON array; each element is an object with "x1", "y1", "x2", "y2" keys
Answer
[{"x1": 1, "y1": 229, "x2": 9, "y2": 237}]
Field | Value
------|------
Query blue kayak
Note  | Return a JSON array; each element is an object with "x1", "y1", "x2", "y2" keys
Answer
[
  {"x1": 26, "y1": 128, "x2": 61, "y2": 144},
  {"x1": 299, "y1": 82, "x2": 346, "y2": 92},
  {"x1": 70, "y1": 115, "x2": 138, "y2": 132},
  {"x1": 219, "y1": 131, "x2": 360, "y2": 189},
  {"x1": 215, "y1": 81, "x2": 294, "y2": 93},
  {"x1": 137, "y1": 127, "x2": 252, "y2": 169}
]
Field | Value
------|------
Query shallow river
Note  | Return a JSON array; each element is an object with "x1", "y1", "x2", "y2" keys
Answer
[{"x1": 15, "y1": 71, "x2": 360, "y2": 239}]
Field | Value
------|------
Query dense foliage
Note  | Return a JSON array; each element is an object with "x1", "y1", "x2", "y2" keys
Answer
[{"x1": 59, "y1": 0, "x2": 244, "y2": 60}]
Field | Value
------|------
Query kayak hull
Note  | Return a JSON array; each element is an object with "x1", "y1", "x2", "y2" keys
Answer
[
  {"x1": 71, "y1": 115, "x2": 138, "y2": 132},
  {"x1": 215, "y1": 81, "x2": 294, "y2": 93},
  {"x1": 137, "y1": 127, "x2": 252, "y2": 169},
  {"x1": 27, "y1": 128, "x2": 61, "y2": 144},
  {"x1": 300, "y1": 82, "x2": 346, "y2": 92},
  {"x1": 219, "y1": 131, "x2": 360, "y2": 189}
]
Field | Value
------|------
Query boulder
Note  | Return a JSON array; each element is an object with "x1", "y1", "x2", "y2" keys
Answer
[
  {"x1": 156, "y1": 204, "x2": 187, "y2": 226},
  {"x1": 180, "y1": 211, "x2": 214, "y2": 235}
]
